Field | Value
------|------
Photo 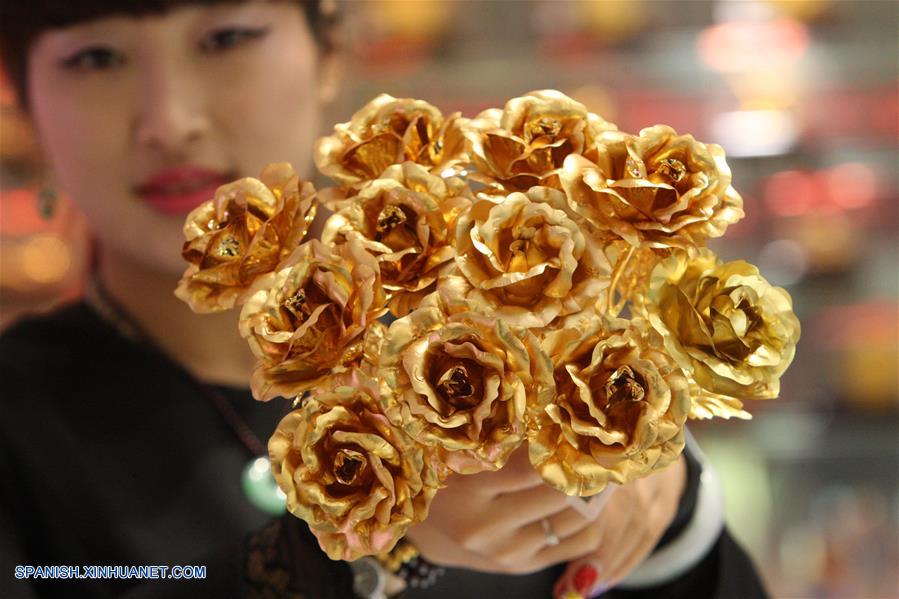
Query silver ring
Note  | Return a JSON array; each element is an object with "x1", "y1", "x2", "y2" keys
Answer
[{"x1": 541, "y1": 518, "x2": 560, "y2": 547}]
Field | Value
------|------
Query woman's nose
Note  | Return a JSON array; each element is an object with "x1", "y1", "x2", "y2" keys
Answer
[{"x1": 133, "y1": 60, "x2": 209, "y2": 156}]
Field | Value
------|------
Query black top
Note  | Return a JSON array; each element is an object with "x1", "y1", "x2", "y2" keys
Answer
[{"x1": 0, "y1": 302, "x2": 768, "y2": 599}]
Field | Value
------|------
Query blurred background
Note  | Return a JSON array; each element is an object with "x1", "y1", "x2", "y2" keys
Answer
[{"x1": 1, "y1": 0, "x2": 896, "y2": 596}]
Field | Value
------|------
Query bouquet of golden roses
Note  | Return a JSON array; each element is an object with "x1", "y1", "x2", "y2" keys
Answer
[{"x1": 175, "y1": 90, "x2": 800, "y2": 561}]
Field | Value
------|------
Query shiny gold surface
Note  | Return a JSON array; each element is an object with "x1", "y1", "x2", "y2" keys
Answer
[
  {"x1": 174, "y1": 90, "x2": 803, "y2": 559},
  {"x1": 530, "y1": 316, "x2": 689, "y2": 495},
  {"x1": 465, "y1": 89, "x2": 618, "y2": 191},
  {"x1": 442, "y1": 185, "x2": 611, "y2": 328},
  {"x1": 314, "y1": 93, "x2": 468, "y2": 187},
  {"x1": 560, "y1": 125, "x2": 744, "y2": 249},
  {"x1": 238, "y1": 238, "x2": 386, "y2": 401},
  {"x1": 641, "y1": 249, "x2": 801, "y2": 418},
  {"x1": 379, "y1": 295, "x2": 554, "y2": 474},
  {"x1": 176, "y1": 163, "x2": 316, "y2": 312},
  {"x1": 322, "y1": 162, "x2": 473, "y2": 316},
  {"x1": 268, "y1": 369, "x2": 440, "y2": 561}
]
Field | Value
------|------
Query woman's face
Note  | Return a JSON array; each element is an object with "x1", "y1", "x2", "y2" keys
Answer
[{"x1": 27, "y1": 1, "x2": 324, "y2": 276}]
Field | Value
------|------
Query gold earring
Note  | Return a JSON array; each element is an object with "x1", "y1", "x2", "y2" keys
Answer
[{"x1": 37, "y1": 182, "x2": 58, "y2": 220}]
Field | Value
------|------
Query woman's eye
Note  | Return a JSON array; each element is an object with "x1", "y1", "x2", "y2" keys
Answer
[
  {"x1": 200, "y1": 26, "x2": 270, "y2": 52},
  {"x1": 60, "y1": 47, "x2": 125, "y2": 71}
]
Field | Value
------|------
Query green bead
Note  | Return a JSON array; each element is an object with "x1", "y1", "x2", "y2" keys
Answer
[{"x1": 242, "y1": 457, "x2": 287, "y2": 516}]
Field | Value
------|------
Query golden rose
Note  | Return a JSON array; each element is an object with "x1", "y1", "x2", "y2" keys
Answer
[
  {"x1": 269, "y1": 369, "x2": 441, "y2": 561},
  {"x1": 465, "y1": 89, "x2": 617, "y2": 191},
  {"x1": 443, "y1": 186, "x2": 611, "y2": 329},
  {"x1": 529, "y1": 316, "x2": 690, "y2": 496},
  {"x1": 560, "y1": 125, "x2": 744, "y2": 249},
  {"x1": 642, "y1": 249, "x2": 800, "y2": 418},
  {"x1": 322, "y1": 162, "x2": 473, "y2": 316},
  {"x1": 238, "y1": 239, "x2": 387, "y2": 401},
  {"x1": 314, "y1": 94, "x2": 469, "y2": 186},
  {"x1": 380, "y1": 296, "x2": 555, "y2": 474},
  {"x1": 176, "y1": 163, "x2": 316, "y2": 312}
]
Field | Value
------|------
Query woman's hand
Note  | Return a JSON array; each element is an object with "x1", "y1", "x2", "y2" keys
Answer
[
  {"x1": 553, "y1": 454, "x2": 687, "y2": 598},
  {"x1": 405, "y1": 446, "x2": 615, "y2": 575}
]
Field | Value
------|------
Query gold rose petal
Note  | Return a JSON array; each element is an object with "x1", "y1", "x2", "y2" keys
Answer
[
  {"x1": 314, "y1": 94, "x2": 470, "y2": 186},
  {"x1": 380, "y1": 305, "x2": 552, "y2": 474},
  {"x1": 269, "y1": 372, "x2": 442, "y2": 561},
  {"x1": 531, "y1": 317, "x2": 689, "y2": 495},
  {"x1": 451, "y1": 187, "x2": 610, "y2": 329},
  {"x1": 465, "y1": 90, "x2": 617, "y2": 190},
  {"x1": 644, "y1": 249, "x2": 800, "y2": 410},
  {"x1": 176, "y1": 164, "x2": 317, "y2": 313},
  {"x1": 239, "y1": 239, "x2": 387, "y2": 401}
]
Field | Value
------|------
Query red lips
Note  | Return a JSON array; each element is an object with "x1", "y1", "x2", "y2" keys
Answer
[{"x1": 135, "y1": 166, "x2": 235, "y2": 216}]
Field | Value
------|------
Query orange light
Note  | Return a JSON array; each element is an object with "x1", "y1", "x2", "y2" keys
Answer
[{"x1": 20, "y1": 234, "x2": 72, "y2": 284}]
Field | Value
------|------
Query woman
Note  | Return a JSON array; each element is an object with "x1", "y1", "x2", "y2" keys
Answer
[{"x1": 0, "y1": 1, "x2": 768, "y2": 597}]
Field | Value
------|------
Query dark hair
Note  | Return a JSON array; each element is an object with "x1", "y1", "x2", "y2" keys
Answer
[{"x1": 0, "y1": 0, "x2": 335, "y2": 108}]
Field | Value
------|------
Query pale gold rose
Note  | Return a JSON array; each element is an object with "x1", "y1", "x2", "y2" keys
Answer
[
  {"x1": 560, "y1": 125, "x2": 744, "y2": 249},
  {"x1": 268, "y1": 369, "x2": 441, "y2": 561},
  {"x1": 442, "y1": 186, "x2": 611, "y2": 329},
  {"x1": 465, "y1": 89, "x2": 617, "y2": 191},
  {"x1": 314, "y1": 94, "x2": 469, "y2": 186},
  {"x1": 641, "y1": 248, "x2": 801, "y2": 418},
  {"x1": 379, "y1": 296, "x2": 555, "y2": 474},
  {"x1": 322, "y1": 162, "x2": 473, "y2": 316},
  {"x1": 176, "y1": 163, "x2": 316, "y2": 312},
  {"x1": 529, "y1": 316, "x2": 690, "y2": 496},
  {"x1": 238, "y1": 239, "x2": 387, "y2": 401}
]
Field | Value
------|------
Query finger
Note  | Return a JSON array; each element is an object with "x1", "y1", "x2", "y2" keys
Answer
[
  {"x1": 597, "y1": 522, "x2": 649, "y2": 586},
  {"x1": 547, "y1": 507, "x2": 595, "y2": 542},
  {"x1": 601, "y1": 499, "x2": 669, "y2": 586},
  {"x1": 468, "y1": 505, "x2": 595, "y2": 575},
  {"x1": 552, "y1": 510, "x2": 633, "y2": 598},
  {"x1": 409, "y1": 524, "x2": 506, "y2": 573},
  {"x1": 602, "y1": 531, "x2": 657, "y2": 590},
  {"x1": 514, "y1": 507, "x2": 596, "y2": 557},
  {"x1": 492, "y1": 482, "x2": 573, "y2": 527},
  {"x1": 551, "y1": 499, "x2": 637, "y2": 597},
  {"x1": 528, "y1": 512, "x2": 608, "y2": 572},
  {"x1": 460, "y1": 485, "x2": 574, "y2": 553},
  {"x1": 481, "y1": 445, "x2": 545, "y2": 494},
  {"x1": 554, "y1": 558, "x2": 605, "y2": 599}
]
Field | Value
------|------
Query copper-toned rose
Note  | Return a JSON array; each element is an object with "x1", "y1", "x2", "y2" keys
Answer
[
  {"x1": 269, "y1": 369, "x2": 441, "y2": 561},
  {"x1": 176, "y1": 163, "x2": 316, "y2": 312},
  {"x1": 314, "y1": 94, "x2": 468, "y2": 187},
  {"x1": 641, "y1": 249, "x2": 800, "y2": 418},
  {"x1": 322, "y1": 162, "x2": 473, "y2": 316},
  {"x1": 380, "y1": 295, "x2": 554, "y2": 474},
  {"x1": 465, "y1": 89, "x2": 617, "y2": 192},
  {"x1": 239, "y1": 239, "x2": 387, "y2": 401},
  {"x1": 529, "y1": 316, "x2": 690, "y2": 496},
  {"x1": 560, "y1": 125, "x2": 744, "y2": 249},
  {"x1": 442, "y1": 186, "x2": 611, "y2": 329}
]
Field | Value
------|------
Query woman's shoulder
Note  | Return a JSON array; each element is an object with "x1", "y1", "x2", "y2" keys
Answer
[
  {"x1": 0, "y1": 300, "x2": 127, "y2": 401},
  {"x1": 2, "y1": 299, "x2": 107, "y2": 345},
  {"x1": 2, "y1": 301, "x2": 112, "y2": 368}
]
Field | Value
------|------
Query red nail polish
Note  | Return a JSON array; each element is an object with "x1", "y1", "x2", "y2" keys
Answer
[{"x1": 573, "y1": 564, "x2": 598, "y2": 595}]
